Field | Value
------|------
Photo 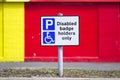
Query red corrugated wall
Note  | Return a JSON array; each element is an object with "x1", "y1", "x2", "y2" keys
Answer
[
  {"x1": 98, "y1": 3, "x2": 120, "y2": 62},
  {"x1": 25, "y1": 3, "x2": 120, "y2": 62}
]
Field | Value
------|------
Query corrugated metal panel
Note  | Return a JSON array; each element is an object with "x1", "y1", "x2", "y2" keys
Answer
[
  {"x1": 0, "y1": 3, "x2": 120, "y2": 62},
  {"x1": 0, "y1": 0, "x2": 3, "y2": 2},
  {"x1": 4, "y1": 0, "x2": 29, "y2": 2},
  {"x1": 1, "y1": 0, "x2": 120, "y2": 2},
  {"x1": 25, "y1": 3, "x2": 120, "y2": 62},
  {"x1": 25, "y1": 3, "x2": 98, "y2": 62},
  {"x1": 0, "y1": 3, "x2": 3, "y2": 58},
  {"x1": 98, "y1": 3, "x2": 120, "y2": 62},
  {"x1": 0, "y1": 3, "x2": 24, "y2": 62},
  {"x1": 118, "y1": 3, "x2": 120, "y2": 58},
  {"x1": 30, "y1": 0, "x2": 120, "y2": 2}
]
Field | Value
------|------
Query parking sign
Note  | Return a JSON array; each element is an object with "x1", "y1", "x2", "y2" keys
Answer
[
  {"x1": 41, "y1": 16, "x2": 79, "y2": 46},
  {"x1": 43, "y1": 18, "x2": 55, "y2": 30}
]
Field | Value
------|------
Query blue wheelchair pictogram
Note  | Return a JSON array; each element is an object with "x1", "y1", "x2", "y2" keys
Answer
[
  {"x1": 43, "y1": 18, "x2": 55, "y2": 30},
  {"x1": 43, "y1": 32, "x2": 55, "y2": 44}
]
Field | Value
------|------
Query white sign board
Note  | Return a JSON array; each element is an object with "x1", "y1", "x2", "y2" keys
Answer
[{"x1": 41, "y1": 16, "x2": 79, "y2": 46}]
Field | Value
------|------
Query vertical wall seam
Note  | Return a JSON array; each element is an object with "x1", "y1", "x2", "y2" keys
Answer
[
  {"x1": 117, "y1": 3, "x2": 120, "y2": 26},
  {"x1": 2, "y1": 3, "x2": 4, "y2": 57},
  {"x1": 0, "y1": 3, "x2": 3, "y2": 58},
  {"x1": 118, "y1": 3, "x2": 120, "y2": 53},
  {"x1": 97, "y1": 3, "x2": 100, "y2": 59}
]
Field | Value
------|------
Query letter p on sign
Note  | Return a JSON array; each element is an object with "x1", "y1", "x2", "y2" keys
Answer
[{"x1": 43, "y1": 18, "x2": 55, "y2": 30}]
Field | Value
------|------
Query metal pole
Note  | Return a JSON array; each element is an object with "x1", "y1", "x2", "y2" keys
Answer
[
  {"x1": 58, "y1": 46, "x2": 63, "y2": 77},
  {"x1": 58, "y1": 13, "x2": 63, "y2": 77}
]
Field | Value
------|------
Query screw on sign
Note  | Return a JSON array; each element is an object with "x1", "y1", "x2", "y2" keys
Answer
[
  {"x1": 41, "y1": 13, "x2": 79, "y2": 77},
  {"x1": 41, "y1": 16, "x2": 79, "y2": 45}
]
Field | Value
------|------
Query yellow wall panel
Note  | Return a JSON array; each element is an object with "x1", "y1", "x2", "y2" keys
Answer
[
  {"x1": 2, "y1": 3, "x2": 24, "y2": 62},
  {"x1": 0, "y1": 3, "x2": 3, "y2": 58},
  {"x1": 4, "y1": 0, "x2": 29, "y2": 2},
  {"x1": 0, "y1": 0, "x2": 3, "y2": 2}
]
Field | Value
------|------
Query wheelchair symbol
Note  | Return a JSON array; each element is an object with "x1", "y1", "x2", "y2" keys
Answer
[{"x1": 43, "y1": 32, "x2": 55, "y2": 44}]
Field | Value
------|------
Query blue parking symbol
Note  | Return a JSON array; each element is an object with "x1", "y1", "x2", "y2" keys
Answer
[
  {"x1": 43, "y1": 32, "x2": 55, "y2": 44},
  {"x1": 43, "y1": 18, "x2": 55, "y2": 30}
]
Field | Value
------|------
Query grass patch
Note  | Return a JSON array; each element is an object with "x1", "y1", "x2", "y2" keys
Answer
[{"x1": 0, "y1": 68, "x2": 120, "y2": 78}]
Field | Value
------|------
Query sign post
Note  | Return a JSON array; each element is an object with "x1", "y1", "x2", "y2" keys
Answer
[
  {"x1": 41, "y1": 14, "x2": 79, "y2": 77},
  {"x1": 58, "y1": 45, "x2": 63, "y2": 77},
  {"x1": 58, "y1": 13, "x2": 63, "y2": 77}
]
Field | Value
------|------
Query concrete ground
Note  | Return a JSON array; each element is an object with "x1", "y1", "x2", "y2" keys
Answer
[
  {"x1": 0, "y1": 78, "x2": 120, "y2": 80},
  {"x1": 0, "y1": 62, "x2": 120, "y2": 70},
  {"x1": 0, "y1": 62, "x2": 120, "y2": 80}
]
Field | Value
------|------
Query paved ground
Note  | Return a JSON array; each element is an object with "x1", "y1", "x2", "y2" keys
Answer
[
  {"x1": 0, "y1": 62, "x2": 120, "y2": 70},
  {"x1": 0, "y1": 78, "x2": 120, "y2": 80}
]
